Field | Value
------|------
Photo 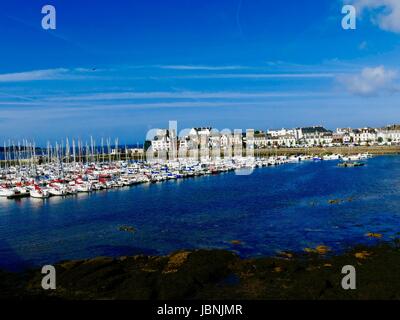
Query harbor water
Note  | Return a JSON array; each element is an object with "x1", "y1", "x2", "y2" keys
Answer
[{"x1": 1, "y1": 155, "x2": 400, "y2": 271}]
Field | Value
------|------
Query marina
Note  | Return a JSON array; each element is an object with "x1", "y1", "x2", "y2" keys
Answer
[
  {"x1": 1, "y1": 154, "x2": 399, "y2": 272},
  {"x1": 0, "y1": 149, "x2": 372, "y2": 200}
]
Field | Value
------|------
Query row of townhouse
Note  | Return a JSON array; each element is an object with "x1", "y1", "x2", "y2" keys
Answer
[
  {"x1": 254, "y1": 126, "x2": 333, "y2": 148},
  {"x1": 379, "y1": 125, "x2": 400, "y2": 143},
  {"x1": 150, "y1": 127, "x2": 243, "y2": 153},
  {"x1": 254, "y1": 124, "x2": 400, "y2": 148},
  {"x1": 336, "y1": 125, "x2": 400, "y2": 145},
  {"x1": 150, "y1": 124, "x2": 400, "y2": 152}
]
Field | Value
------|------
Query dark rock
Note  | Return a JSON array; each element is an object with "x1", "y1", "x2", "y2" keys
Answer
[
  {"x1": 3, "y1": 243, "x2": 400, "y2": 300},
  {"x1": 118, "y1": 226, "x2": 136, "y2": 233}
]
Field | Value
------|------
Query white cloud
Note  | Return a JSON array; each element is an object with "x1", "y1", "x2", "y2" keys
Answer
[
  {"x1": 0, "y1": 68, "x2": 93, "y2": 82},
  {"x1": 48, "y1": 91, "x2": 329, "y2": 102},
  {"x1": 338, "y1": 65, "x2": 398, "y2": 96},
  {"x1": 0, "y1": 68, "x2": 69, "y2": 82},
  {"x1": 168, "y1": 73, "x2": 334, "y2": 79},
  {"x1": 158, "y1": 65, "x2": 246, "y2": 70},
  {"x1": 350, "y1": 0, "x2": 400, "y2": 33}
]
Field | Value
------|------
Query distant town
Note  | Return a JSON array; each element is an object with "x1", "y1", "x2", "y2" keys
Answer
[
  {"x1": 1, "y1": 124, "x2": 399, "y2": 161},
  {"x1": 149, "y1": 124, "x2": 400, "y2": 152}
]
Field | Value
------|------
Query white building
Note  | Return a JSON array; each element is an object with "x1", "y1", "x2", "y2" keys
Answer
[
  {"x1": 377, "y1": 125, "x2": 400, "y2": 144},
  {"x1": 278, "y1": 134, "x2": 297, "y2": 147},
  {"x1": 267, "y1": 128, "x2": 296, "y2": 138},
  {"x1": 352, "y1": 128, "x2": 377, "y2": 145},
  {"x1": 266, "y1": 128, "x2": 298, "y2": 147},
  {"x1": 298, "y1": 126, "x2": 333, "y2": 146},
  {"x1": 151, "y1": 129, "x2": 176, "y2": 152},
  {"x1": 254, "y1": 132, "x2": 267, "y2": 148}
]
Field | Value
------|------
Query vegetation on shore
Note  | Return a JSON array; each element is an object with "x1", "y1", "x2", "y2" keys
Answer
[{"x1": 2, "y1": 240, "x2": 400, "y2": 300}]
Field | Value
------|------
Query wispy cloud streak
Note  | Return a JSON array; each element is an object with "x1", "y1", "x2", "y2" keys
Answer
[
  {"x1": 167, "y1": 73, "x2": 335, "y2": 79},
  {"x1": 0, "y1": 68, "x2": 95, "y2": 82},
  {"x1": 46, "y1": 91, "x2": 330, "y2": 102},
  {"x1": 158, "y1": 65, "x2": 247, "y2": 70}
]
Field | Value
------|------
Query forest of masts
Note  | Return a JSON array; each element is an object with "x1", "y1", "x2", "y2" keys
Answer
[{"x1": 1, "y1": 137, "x2": 143, "y2": 168}]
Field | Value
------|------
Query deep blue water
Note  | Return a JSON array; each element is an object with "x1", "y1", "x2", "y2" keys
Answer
[{"x1": 1, "y1": 156, "x2": 400, "y2": 271}]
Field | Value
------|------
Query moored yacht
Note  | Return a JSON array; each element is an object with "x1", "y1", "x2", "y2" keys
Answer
[
  {"x1": 0, "y1": 187, "x2": 14, "y2": 197},
  {"x1": 29, "y1": 187, "x2": 50, "y2": 199}
]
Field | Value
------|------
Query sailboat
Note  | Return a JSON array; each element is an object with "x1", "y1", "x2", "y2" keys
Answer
[
  {"x1": 0, "y1": 187, "x2": 14, "y2": 197},
  {"x1": 29, "y1": 185, "x2": 50, "y2": 199}
]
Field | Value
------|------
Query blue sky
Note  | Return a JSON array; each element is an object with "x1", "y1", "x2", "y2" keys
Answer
[{"x1": 0, "y1": 0, "x2": 399, "y2": 145}]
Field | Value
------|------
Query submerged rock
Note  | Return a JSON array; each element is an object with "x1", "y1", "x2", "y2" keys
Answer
[
  {"x1": 277, "y1": 251, "x2": 294, "y2": 259},
  {"x1": 118, "y1": 225, "x2": 136, "y2": 233},
  {"x1": 365, "y1": 232, "x2": 382, "y2": 239},
  {"x1": 304, "y1": 245, "x2": 330, "y2": 255},
  {"x1": 315, "y1": 245, "x2": 330, "y2": 255},
  {"x1": 355, "y1": 251, "x2": 372, "y2": 259}
]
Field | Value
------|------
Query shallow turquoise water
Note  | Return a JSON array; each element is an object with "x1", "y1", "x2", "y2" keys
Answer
[{"x1": 1, "y1": 156, "x2": 400, "y2": 271}]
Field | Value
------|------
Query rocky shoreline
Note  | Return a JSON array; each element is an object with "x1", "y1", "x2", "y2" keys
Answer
[{"x1": 2, "y1": 241, "x2": 400, "y2": 300}]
